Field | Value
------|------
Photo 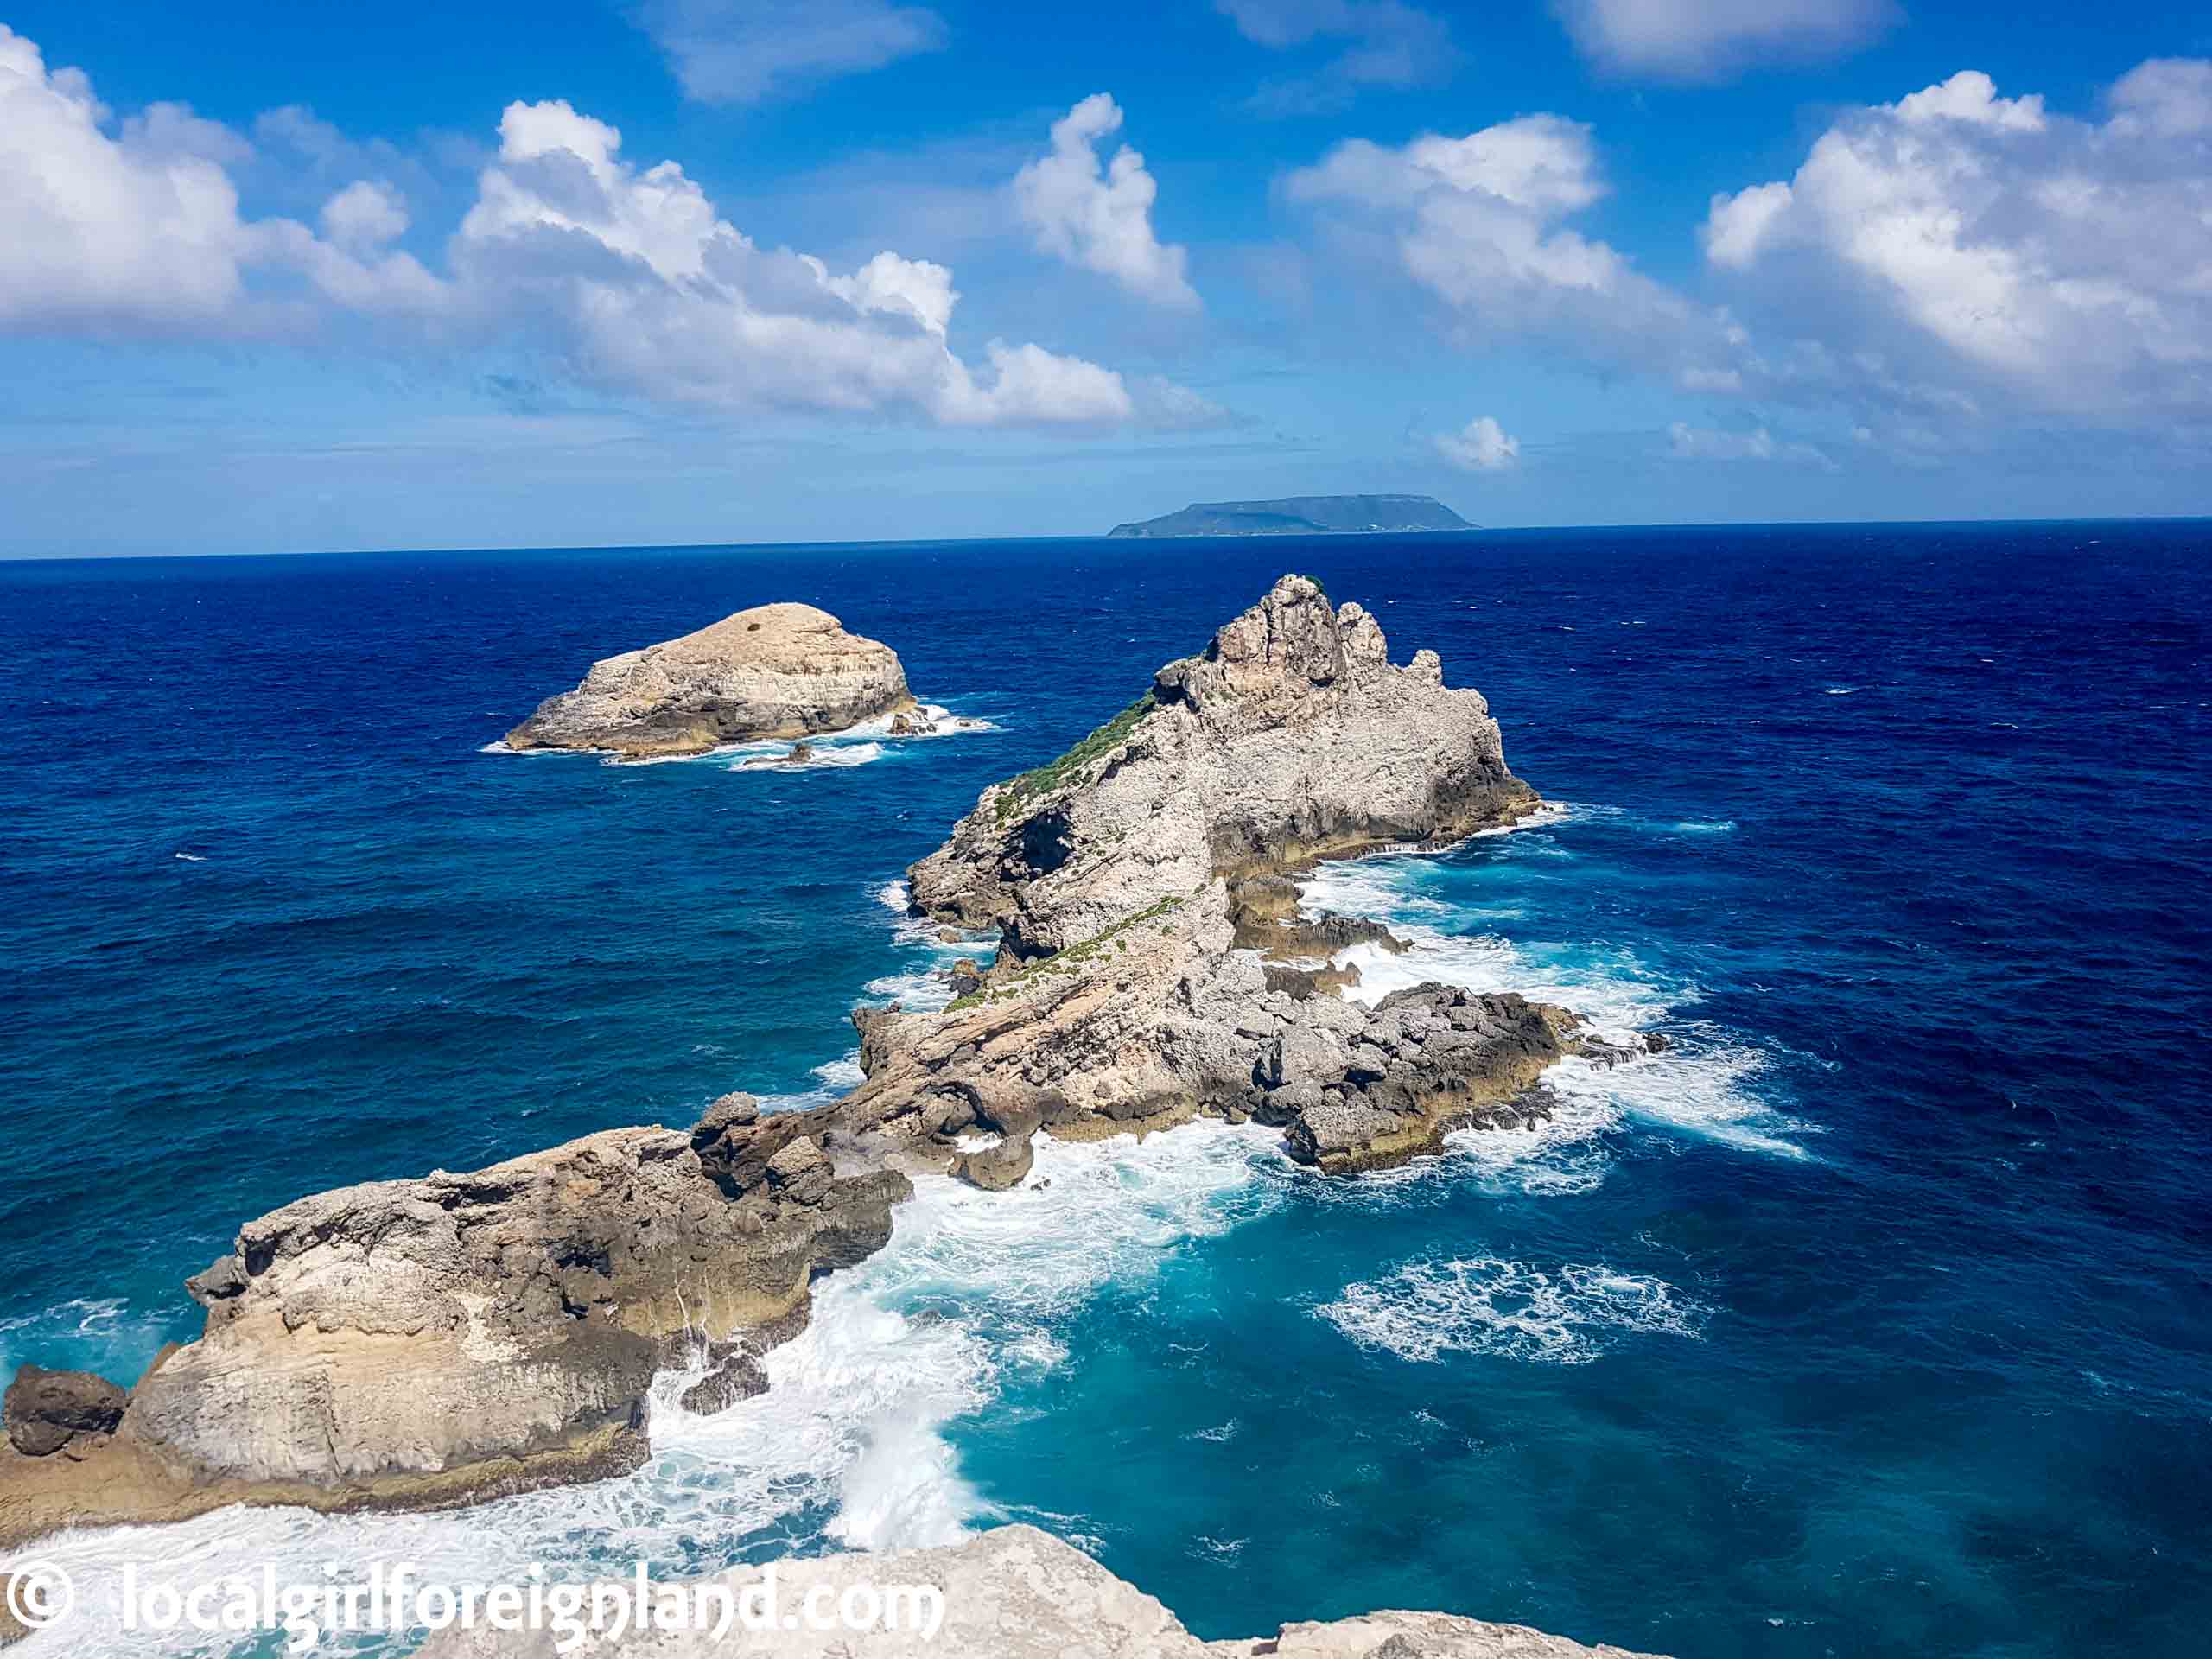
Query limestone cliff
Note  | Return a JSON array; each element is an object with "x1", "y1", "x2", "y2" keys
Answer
[{"x1": 505, "y1": 603, "x2": 916, "y2": 760}]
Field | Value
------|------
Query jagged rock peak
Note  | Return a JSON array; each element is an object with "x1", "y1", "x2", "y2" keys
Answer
[
  {"x1": 1154, "y1": 574, "x2": 1394, "y2": 714},
  {"x1": 906, "y1": 572, "x2": 1535, "y2": 955}
]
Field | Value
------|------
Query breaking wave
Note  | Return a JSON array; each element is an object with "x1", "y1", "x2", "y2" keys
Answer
[
  {"x1": 1316, "y1": 1255, "x2": 1708, "y2": 1366},
  {"x1": 13, "y1": 1126, "x2": 1282, "y2": 1657}
]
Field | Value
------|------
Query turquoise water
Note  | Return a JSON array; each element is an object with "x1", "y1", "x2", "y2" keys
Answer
[{"x1": 2, "y1": 524, "x2": 2208, "y2": 1656}]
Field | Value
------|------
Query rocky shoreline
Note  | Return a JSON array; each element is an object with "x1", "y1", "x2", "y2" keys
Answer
[{"x1": 1, "y1": 575, "x2": 1662, "y2": 1654}]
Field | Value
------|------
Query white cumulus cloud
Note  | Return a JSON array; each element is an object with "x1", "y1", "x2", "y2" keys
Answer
[
  {"x1": 1554, "y1": 0, "x2": 1897, "y2": 82},
  {"x1": 1434, "y1": 415, "x2": 1520, "y2": 470},
  {"x1": 1285, "y1": 113, "x2": 1738, "y2": 387},
  {"x1": 0, "y1": 23, "x2": 258, "y2": 326},
  {"x1": 1013, "y1": 93, "x2": 1198, "y2": 309},
  {"x1": 454, "y1": 99, "x2": 1137, "y2": 424},
  {"x1": 1700, "y1": 62, "x2": 2212, "y2": 419},
  {"x1": 0, "y1": 25, "x2": 1189, "y2": 432},
  {"x1": 0, "y1": 25, "x2": 441, "y2": 329},
  {"x1": 321, "y1": 179, "x2": 408, "y2": 249}
]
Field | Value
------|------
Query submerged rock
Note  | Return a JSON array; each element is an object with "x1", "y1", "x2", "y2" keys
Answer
[
  {"x1": 677, "y1": 1348, "x2": 771, "y2": 1416},
  {"x1": 505, "y1": 603, "x2": 915, "y2": 760}
]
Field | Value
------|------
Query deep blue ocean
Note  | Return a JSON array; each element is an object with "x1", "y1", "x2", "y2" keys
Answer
[{"x1": 3, "y1": 523, "x2": 2208, "y2": 1658}]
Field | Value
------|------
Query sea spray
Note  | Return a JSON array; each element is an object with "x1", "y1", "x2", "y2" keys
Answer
[
  {"x1": 13, "y1": 1126, "x2": 1283, "y2": 1658},
  {"x1": 1300, "y1": 832, "x2": 1812, "y2": 1163}
]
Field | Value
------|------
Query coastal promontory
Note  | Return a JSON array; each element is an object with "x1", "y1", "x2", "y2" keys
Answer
[{"x1": 505, "y1": 603, "x2": 917, "y2": 760}]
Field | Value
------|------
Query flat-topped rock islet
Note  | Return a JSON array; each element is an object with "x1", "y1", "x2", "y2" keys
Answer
[{"x1": 505, "y1": 602, "x2": 917, "y2": 760}]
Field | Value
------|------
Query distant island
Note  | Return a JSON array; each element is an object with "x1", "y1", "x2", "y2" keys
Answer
[{"x1": 1107, "y1": 493, "x2": 1474, "y2": 538}]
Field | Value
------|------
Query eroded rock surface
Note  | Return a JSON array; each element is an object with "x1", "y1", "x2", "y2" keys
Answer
[
  {"x1": 505, "y1": 603, "x2": 915, "y2": 760},
  {"x1": 909, "y1": 575, "x2": 1536, "y2": 957},
  {"x1": 0, "y1": 1103, "x2": 906, "y2": 1547},
  {"x1": 415, "y1": 1524, "x2": 1669, "y2": 1657}
]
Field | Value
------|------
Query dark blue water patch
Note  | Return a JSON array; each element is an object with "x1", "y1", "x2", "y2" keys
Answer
[{"x1": 3, "y1": 522, "x2": 2209, "y2": 1658}]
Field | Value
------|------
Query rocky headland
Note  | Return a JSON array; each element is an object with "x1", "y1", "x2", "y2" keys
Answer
[
  {"x1": 416, "y1": 1524, "x2": 1669, "y2": 1657},
  {"x1": 504, "y1": 602, "x2": 917, "y2": 760},
  {"x1": 2, "y1": 575, "x2": 1660, "y2": 1658}
]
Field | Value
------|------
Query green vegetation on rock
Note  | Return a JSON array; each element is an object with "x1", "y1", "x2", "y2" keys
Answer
[
  {"x1": 944, "y1": 895, "x2": 1185, "y2": 1013},
  {"x1": 994, "y1": 693, "x2": 1157, "y2": 824}
]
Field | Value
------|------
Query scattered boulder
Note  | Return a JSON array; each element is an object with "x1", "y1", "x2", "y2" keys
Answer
[
  {"x1": 956, "y1": 1132, "x2": 1035, "y2": 1192},
  {"x1": 3, "y1": 1365, "x2": 125, "y2": 1458},
  {"x1": 677, "y1": 1349, "x2": 770, "y2": 1416}
]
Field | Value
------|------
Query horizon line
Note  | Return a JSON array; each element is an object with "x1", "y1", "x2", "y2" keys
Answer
[{"x1": 3, "y1": 512, "x2": 2205, "y2": 566}]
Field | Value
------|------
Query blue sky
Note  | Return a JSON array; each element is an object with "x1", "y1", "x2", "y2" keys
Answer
[{"x1": 3, "y1": 1, "x2": 2208, "y2": 556}]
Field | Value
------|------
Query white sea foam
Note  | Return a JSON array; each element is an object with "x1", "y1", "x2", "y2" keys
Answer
[
  {"x1": 490, "y1": 702, "x2": 993, "y2": 770},
  {"x1": 1317, "y1": 1255, "x2": 1707, "y2": 1366},
  {"x1": 13, "y1": 1127, "x2": 1281, "y2": 1658},
  {"x1": 811, "y1": 1056, "x2": 867, "y2": 1090},
  {"x1": 876, "y1": 877, "x2": 998, "y2": 956},
  {"x1": 722, "y1": 740, "x2": 886, "y2": 772},
  {"x1": 1300, "y1": 842, "x2": 1812, "y2": 1162}
]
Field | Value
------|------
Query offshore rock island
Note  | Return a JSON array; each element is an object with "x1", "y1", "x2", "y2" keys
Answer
[
  {"x1": 1108, "y1": 493, "x2": 1473, "y2": 537},
  {"x1": 504, "y1": 601, "x2": 917, "y2": 761},
  {"x1": 0, "y1": 576, "x2": 1664, "y2": 1656}
]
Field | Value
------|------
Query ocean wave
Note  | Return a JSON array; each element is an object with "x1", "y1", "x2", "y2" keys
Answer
[
  {"x1": 1300, "y1": 849, "x2": 1813, "y2": 1161},
  {"x1": 491, "y1": 702, "x2": 994, "y2": 769},
  {"x1": 14, "y1": 1127, "x2": 1282, "y2": 1657},
  {"x1": 722, "y1": 741, "x2": 885, "y2": 772},
  {"x1": 1548, "y1": 1039, "x2": 1816, "y2": 1162},
  {"x1": 811, "y1": 1056, "x2": 866, "y2": 1090},
  {"x1": 862, "y1": 967, "x2": 957, "y2": 1014},
  {"x1": 874, "y1": 877, "x2": 998, "y2": 957},
  {"x1": 1316, "y1": 1255, "x2": 1708, "y2": 1366}
]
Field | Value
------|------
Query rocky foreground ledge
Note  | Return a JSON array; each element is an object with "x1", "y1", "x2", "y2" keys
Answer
[
  {"x1": 504, "y1": 601, "x2": 918, "y2": 760},
  {"x1": 416, "y1": 1525, "x2": 1669, "y2": 1657},
  {"x1": 3, "y1": 577, "x2": 1658, "y2": 1659}
]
